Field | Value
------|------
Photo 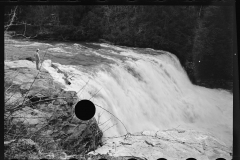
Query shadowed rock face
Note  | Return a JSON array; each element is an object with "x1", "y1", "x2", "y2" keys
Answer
[
  {"x1": 18, "y1": 56, "x2": 36, "y2": 62},
  {"x1": 4, "y1": 60, "x2": 103, "y2": 159}
]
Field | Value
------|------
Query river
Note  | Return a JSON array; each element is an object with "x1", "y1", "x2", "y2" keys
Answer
[{"x1": 4, "y1": 37, "x2": 233, "y2": 148}]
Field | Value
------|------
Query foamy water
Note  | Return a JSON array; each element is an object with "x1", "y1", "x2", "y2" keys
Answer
[
  {"x1": 40, "y1": 43, "x2": 233, "y2": 148},
  {"x1": 10, "y1": 39, "x2": 232, "y2": 147}
]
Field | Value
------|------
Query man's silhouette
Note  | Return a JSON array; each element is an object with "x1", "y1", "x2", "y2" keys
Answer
[{"x1": 35, "y1": 49, "x2": 41, "y2": 70}]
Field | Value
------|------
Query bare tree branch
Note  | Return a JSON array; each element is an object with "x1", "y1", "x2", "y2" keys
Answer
[{"x1": 4, "y1": 6, "x2": 18, "y2": 32}]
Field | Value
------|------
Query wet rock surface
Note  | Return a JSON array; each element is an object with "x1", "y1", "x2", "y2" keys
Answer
[{"x1": 4, "y1": 60, "x2": 103, "y2": 159}]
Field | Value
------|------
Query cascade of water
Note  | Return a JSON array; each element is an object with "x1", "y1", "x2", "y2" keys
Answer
[{"x1": 39, "y1": 43, "x2": 232, "y2": 147}]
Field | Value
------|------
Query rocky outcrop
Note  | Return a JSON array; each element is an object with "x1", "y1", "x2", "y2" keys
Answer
[
  {"x1": 4, "y1": 60, "x2": 103, "y2": 159},
  {"x1": 89, "y1": 129, "x2": 232, "y2": 160}
]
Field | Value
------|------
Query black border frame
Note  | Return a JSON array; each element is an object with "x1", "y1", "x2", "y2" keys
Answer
[{"x1": 2, "y1": 1, "x2": 238, "y2": 159}]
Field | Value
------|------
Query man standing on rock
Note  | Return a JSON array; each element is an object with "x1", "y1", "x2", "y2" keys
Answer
[{"x1": 35, "y1": 49, "x2": 41, "y2": 70}]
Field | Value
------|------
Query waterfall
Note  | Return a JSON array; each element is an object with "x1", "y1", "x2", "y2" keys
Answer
[{"x1": 40, "y1": 43, "x2": 232, "y2": 147}]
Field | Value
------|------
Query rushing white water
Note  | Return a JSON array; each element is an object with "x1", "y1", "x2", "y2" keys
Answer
[{"x1": 10, "y1": 39, "x2": 232, "y2": 148}]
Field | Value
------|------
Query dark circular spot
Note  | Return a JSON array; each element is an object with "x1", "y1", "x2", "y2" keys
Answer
[
  {"x1": 216, "y1": 158, "x2": 226, "y2": 160},
  {"x1": 186, "y1": 158, "x2": 197, "y2": 160},
  {"x1": 74, "y1": 99, "x2": 96, "y2": 121},
  {"x1": 157, "y1": 158, "x2": 167, "y2": 160}
]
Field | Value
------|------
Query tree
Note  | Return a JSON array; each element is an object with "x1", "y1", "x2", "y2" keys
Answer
[{"x1": 192, "y1": 6, "x2": 233, "y2": 81}]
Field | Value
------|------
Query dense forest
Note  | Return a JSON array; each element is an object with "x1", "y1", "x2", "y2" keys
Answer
[{"x1": 4, "y1": 5, "x2": 234, "y2": 90}]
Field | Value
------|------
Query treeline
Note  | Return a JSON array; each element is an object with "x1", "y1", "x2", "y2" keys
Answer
[{"x1": 5, "y1": 5, "x2": 234, "y2": 86}]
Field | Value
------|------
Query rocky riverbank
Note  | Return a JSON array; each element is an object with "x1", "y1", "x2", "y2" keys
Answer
[
  {"x1": 89, "y1": 129, "x2": 232, "y2": 160},
  {"x1": 4, "y1": 60, "x2": 103, "y2": 159}
]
